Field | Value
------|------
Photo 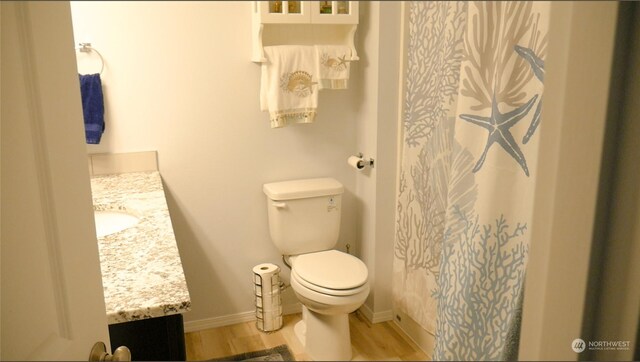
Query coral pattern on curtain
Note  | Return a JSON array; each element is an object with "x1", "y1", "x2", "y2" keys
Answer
[{"x1": 393, "y1": 2, "x2": 549, "y2": 360}]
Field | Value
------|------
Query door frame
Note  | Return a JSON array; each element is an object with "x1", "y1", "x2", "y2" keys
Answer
[{"x1": 519, "y1": 2, "x2": 623, "y2": 360}]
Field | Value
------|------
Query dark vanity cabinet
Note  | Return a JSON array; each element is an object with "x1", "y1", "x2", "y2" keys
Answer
[{"x1": 108, "y1": 314, "x2": 186, "y2": 361}]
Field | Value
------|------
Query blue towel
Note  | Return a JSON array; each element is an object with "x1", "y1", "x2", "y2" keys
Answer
[{"x1": 79, "y1": 73, "x2": 105, "y2": 144}]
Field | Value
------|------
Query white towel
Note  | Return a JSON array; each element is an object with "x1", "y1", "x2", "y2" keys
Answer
[
  {"x1": 315, "y1": 45, "x2": 352, "y2": 90},
  {"x1": 260, "y1": 46, "x2": 318, "y2": 128}
]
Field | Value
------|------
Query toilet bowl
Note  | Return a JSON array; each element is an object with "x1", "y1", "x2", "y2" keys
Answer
[
  {"x1": 289, "y1": 250, "x2": 369, "y2": 361},
  {"x1": 290, "y1": 250, "x2": 369, "y2": 314}
]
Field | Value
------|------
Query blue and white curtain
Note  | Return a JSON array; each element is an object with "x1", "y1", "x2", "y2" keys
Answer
[{"x1": 392, "y1": 2, "x2": 549, "y2": 360}]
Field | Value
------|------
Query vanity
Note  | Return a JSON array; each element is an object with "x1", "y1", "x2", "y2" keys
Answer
[{"x1": 90, "y1": 169, "x2": 191, "y2": 361}]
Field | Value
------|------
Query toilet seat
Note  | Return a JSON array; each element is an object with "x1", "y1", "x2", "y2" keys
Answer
[
  {"x1": 291, "y1": 250, "x2": 368, "y2": 296},
  {"x1": 291, "y1": 269, "x2": 368, "y2": 296}
]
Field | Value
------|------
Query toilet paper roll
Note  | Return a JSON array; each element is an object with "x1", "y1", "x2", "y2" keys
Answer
[
  {"x1": 253, "y1": 264, "x2": 279, "y2": 305},
  {"x1": 253, "y1": 263, "x2": 280, "y2": 290},
  {"x1": 260, "y1": 312, "x2": 282, "y2": 331},
  {"x1": 256, "y1": 294, "x2": 276, "y2": 308},
  {"x1": 257, "y1": 314, "x2": 283, "y2": 332},
  {"x1": 348, "y1": 155, "x2": 365, "y2": 170}
]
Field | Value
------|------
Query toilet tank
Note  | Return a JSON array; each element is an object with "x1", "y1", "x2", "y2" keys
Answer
[{"x1": 263, "y1": 178, "x2": 343, "y2": 256}]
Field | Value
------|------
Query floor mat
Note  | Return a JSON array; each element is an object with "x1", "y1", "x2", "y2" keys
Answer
[{"x1": 209, "y1": 344, "x2": 294, "y2": 361}]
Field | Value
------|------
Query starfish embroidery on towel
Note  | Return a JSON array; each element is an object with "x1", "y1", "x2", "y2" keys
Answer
[
  {"x1": 460, "y1": 93, "x2": 538, "y2": 176},
  {"x1": 320, "y1": 53, "x2": 350, "y2": 71},
  {"x1": 515, "y1": 45, "x2": 545, "y2": 144},
  {"x1": 337, "y1": 55, "x2": 352, "y2": 67}
]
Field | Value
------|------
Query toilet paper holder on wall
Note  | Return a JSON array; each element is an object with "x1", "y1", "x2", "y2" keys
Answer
[
  {"x1": 358, "y1": 153, "x2": 374, "y2": 168},
  {"x1": 349, "y1": 152, "x2": 374, "y2": 170}
]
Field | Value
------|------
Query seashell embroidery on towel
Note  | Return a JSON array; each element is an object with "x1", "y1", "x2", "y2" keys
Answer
[
  {"x1": 320, "y1": 53, "x2": 350, "y2": 71},
  {"x1": 279, "y1": 70, "x2": 317, "y2": 97}
]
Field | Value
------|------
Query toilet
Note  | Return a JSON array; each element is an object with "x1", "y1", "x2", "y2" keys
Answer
[{"x1": 263, "y1": 178, "x2": 369, "y2": 361}]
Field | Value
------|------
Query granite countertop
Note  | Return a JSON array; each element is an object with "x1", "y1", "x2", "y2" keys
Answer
[{"x1": 90, "y1": 171, "x2": 191, "y2": 324}]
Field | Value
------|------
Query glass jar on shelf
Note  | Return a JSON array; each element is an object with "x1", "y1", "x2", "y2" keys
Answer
[
  {"x1": 269, "y1": 1, "x2": 282, "y2": 14},
  {"x1": 337, "y1": 1, "x2": 349, "y2": 14},
  {"x1": 319, "y1": 1, "x2": 332, "y2": 14},
  {"x1": 288, "y1": 1, "x2": 301, "y2": 14}
]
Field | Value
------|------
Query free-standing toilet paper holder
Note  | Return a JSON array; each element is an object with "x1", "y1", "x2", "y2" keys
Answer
[{"x1": 253, "y1": 263, "x2": 284, "y2": 332}]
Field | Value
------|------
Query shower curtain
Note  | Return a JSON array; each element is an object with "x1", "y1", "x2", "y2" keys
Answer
[{"x1": 392, "y1": 1, "x2": 549, "y2": 360}]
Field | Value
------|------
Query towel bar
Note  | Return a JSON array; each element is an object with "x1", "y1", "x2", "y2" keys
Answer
[{"x1": 77, "y1": 42, "x2": 105, "y2": 75}]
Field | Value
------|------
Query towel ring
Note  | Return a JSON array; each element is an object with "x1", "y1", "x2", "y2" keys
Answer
[{"x1": 76, "y1": 42, "x2": 105, "y2": 75}]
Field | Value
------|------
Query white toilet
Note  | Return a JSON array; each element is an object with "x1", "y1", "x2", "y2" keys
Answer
[{"x1": 263, "y1": 178, "x2": 369, "y2": 361}]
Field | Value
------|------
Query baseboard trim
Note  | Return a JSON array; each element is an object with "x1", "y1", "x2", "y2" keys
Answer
[
  {"x1": 183, "y1": 311, "x2": 254, "y2": 333},
  {"x1": 391, "y1": 309, "x2": 435, "y2": 357},
  {"x1": 359, "y1": 304, "x2": 394, "y2": 324},
  {"x1": 183, "y1": 303, "x2": 302, "y2": 333}
]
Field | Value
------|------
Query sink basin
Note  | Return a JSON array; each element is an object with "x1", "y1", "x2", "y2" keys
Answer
[{"x1": 94, "y1": 210, "x2": 140, "y2": 238}]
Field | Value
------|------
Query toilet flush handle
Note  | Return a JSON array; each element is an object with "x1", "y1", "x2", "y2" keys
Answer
[{"x1": 272, "y1": 202, "x2": 287, "y2": 209}]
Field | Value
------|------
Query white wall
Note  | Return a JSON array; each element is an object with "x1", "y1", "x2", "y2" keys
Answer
[
  {"x1": 70, "y1": 1, "x2": 398, "y2": 326},
  {"x1": 352, "y1": 1, "x2": 401, "y2": 322}
]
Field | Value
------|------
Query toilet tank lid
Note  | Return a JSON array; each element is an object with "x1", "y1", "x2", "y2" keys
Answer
[{"x1": 263, "y1": 178, "x2": 343, "y2": 200}]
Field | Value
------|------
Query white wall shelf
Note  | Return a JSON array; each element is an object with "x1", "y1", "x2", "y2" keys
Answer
[{"x1": 251, "y1": 1, "x2": 359, "y2": 63}]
